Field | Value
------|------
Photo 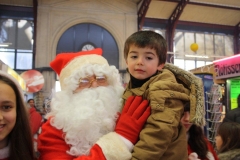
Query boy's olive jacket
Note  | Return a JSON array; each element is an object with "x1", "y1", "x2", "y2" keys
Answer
[{"x1": 122, "y1": 63, "x2": 205, "y2": 160}]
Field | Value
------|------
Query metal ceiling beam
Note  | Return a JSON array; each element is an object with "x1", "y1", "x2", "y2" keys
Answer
[
  {"x1": 138, "y1": 0, "x2": 151, "y2": 30},
  {"x1": 32, "y1": 0, "x2": 38, "y2": 69},
  {"x1": 234, "y1": 22, "x2": 240, "y2": 54},
  {"x1": 167, "y1": 0, "x2": 189, "y2": 52},
  {"x1": 145, "y1": 18, "x2": 235, "y2": 31}
]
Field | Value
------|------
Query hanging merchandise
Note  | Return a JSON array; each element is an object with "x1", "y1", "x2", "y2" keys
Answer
[
  {"x1": 190, "y1": 43, "x2": 198, "y2": 52},
  {"x1": 205, "y1": 84, "x2": 223, "y2": 148}
]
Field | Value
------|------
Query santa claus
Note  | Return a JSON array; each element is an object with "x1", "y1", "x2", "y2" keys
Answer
[{"x1": 38, "y1": 48, "x2": 150, "y2": 160}]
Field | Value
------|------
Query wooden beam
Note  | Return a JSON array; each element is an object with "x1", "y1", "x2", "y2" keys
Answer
[
  {"x1": 188, "y1": 1, "x2": 240, "y2": 11},
  {"x1": 155, "y1": 0, "x2": 240, "y2": 11}
]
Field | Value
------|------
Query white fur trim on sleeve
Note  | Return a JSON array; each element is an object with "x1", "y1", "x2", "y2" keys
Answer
[
  {"x1": 96, "y1": 132, "x2": 132, "y2": 160},
  {"x1": 119, "y1": 135, "x2": 134, "y2": 151},
  {"x1": 206, "y1": 151, "x2": 215, "y2": 160}
]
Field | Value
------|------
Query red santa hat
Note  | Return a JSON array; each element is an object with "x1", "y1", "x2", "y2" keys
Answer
[{"x1": 50, "y1": 48, "x2": 109, "y2": 90}]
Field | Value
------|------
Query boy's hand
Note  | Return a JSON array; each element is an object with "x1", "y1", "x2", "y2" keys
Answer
[{"x1": 115, "y1": 96, "x2": 150, "y2": 144}]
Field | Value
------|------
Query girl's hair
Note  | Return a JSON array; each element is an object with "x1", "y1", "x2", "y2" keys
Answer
[
  {"x1": 217, "y1": 122, "x2": 240, "y2": 153},
  {"x1": 0, "y1": 75, "x2": 36, "y2": 160},
  {"x1": 184, "y1": 103, "x2": 208, "y2": 159},
  {"x1": 123, "y1": 30, "x2": 167, "y2": 65}
]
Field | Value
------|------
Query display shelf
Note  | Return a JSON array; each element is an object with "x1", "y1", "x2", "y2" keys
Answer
[
  {"x1": 205, "y1": 84, "x2": 223, "y2": 148},
  {"x1": 206, "y1": 103, "x2": 222, "y2": 113}
]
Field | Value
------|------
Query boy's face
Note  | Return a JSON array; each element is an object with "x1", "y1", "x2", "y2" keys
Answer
[{"x1": 126, "y1": 45, "x2": 164, "y2": 80}]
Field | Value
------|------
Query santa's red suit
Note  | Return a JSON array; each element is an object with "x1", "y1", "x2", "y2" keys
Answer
[
  {"x1": 38, "y1": 120, "x2": 107, "y2": 160},
  {"x1": 38, "y1": 96, "x2": 150, "y2": 160}
]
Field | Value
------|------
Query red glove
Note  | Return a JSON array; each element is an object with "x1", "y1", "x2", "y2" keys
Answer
[{"x1": 115, "y1": 96, "x2": 150, "y2": 144}]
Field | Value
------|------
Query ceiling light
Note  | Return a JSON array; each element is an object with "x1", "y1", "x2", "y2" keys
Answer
[
  {"x1": 0, "y1": 43, "x2": 12, "y2": 47},
  {"x1": 185, "y1": 54, "x2": 209, "y2": 58}
]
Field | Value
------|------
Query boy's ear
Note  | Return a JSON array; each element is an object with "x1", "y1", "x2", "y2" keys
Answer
[{"x1": 157, "y1": 63, "x2": 165, "y2": 70}]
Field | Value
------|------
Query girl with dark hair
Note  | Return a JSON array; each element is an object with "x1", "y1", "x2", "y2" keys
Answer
[
  {"x1": 181, "y1": 103, "x2": 218, "y2": 160},
  {"x1": 215, "y1": 122, "x2": 240, "y2": 160},
  {"x1": 0, "y1": 71, "x2": 36, "y2": 160}
]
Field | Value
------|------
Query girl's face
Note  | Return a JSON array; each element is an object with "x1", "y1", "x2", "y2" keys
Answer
[
  {"x1": 126, "y1": 45, "x2": 164, "y2": 80},
  {"x1": 215, "y1": 134, "x2": 223, "y2": 151},
  {"x1": 181, "y1": 111, "x2": 193, "y2": 132},
  {"x1": 0, "y1": 81, "x2": 17, "y2": 149}
]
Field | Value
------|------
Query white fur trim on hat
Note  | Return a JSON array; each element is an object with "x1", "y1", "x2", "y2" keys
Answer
[{"x1": 60, "y1": 54, "x2": 109, "y2": 90}]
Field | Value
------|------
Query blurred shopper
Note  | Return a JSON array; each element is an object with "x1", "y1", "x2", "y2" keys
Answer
[
  {"x1": 215, "y1": 122, "x2": 240, "y2": 160},
  {"x1": 27, "y1": 98, "x2": 43, "y2": 156},
  {"x1": 28, "y1": 99, "x2": 43, "y2": 134},
  {"x1": 182, "y1": 102, "x2": 218, "y2": 160},
  {"x1": 223, "y1": 94, "x2": 240, "y2": 124}
]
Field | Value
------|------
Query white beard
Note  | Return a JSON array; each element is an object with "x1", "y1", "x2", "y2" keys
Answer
[{"x1": 47, "y1": 85, "x2": 123, "y2": 156}]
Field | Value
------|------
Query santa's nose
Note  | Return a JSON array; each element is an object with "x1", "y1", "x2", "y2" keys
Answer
[{"x1": 90, "y1": 80, "x2": 98, "y2": 88}]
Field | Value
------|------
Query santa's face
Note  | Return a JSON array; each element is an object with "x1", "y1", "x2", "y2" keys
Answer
[{"x1": 48, "y1": 76, "x2": 123, "y2": 156}]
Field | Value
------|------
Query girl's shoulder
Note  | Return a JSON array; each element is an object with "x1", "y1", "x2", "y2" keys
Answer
[{"x1": 0, "y1": 144, "x2": 9, "y2": 160}]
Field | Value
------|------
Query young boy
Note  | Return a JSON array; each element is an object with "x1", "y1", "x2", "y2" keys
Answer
[{"x1": 122, "y1": 30, "x2": 205, "y2": 159}]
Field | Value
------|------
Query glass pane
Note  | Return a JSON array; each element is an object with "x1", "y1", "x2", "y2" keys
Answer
[
  {"x1": 196, "y1": 61, "x2": 205, "y2": 68},
  {"x1": 16, "y1": 52, "x2": 33, "y2": 69},
  {"x1": 175, "y1": 53, "x2": 185, "y2": 59},
  {"x1": 184, "y1": 32, "x2": 195, "y2": 54},
  {"x1": 215, "y1": 35, "x2": 224, "y2": 56},
  {"x1": 174, "y1": 31, "x2": 184, "y2": 54},
  {"x1": 55, "y1": 81, "x2": 61, "y2": 92},
  {"x1": 0, "y1": 19, "x2": 16, "y2": 49},
  {"x1": 174, "y1": 59, "x2": 185, "y2": 69},
  {"x1": 196, "y1": 33, "x2": 205, "y2": 55},
  {"x1": 0, "y1": 48, "x2": 14, "y2": 52},
  {"x1": 185, "y1": 60, "x2": 195, "y2": 71},
  {"x1": 0, "y1": 51, "x2": 15, "y2": 68},
  {"x1": 206, "y1": 61, "x2": 213, "y2": 65},
  {"x1": 142, "y1": 27, "x2": 166, "y2": 38},
  {"x1": 205, "y1": 34, "x2": 214, "y2": 56},
  {"x1": 154, "y1": 29, "x2": 166, "y2": 39},
  {"x1": 17, "y1": 20, "x2": 33, "y2": 50},
  {"x1": 225, "y1": 35, "x2": 234, "y2": 56}
]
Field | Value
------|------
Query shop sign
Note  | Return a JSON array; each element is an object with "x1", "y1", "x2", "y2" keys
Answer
[
  {"x1": 20, "y1": 70, "x2": 44, "y2": 93},
  {"x1": 213, "y1": 54, "x2": 240, "y2": 79}
]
